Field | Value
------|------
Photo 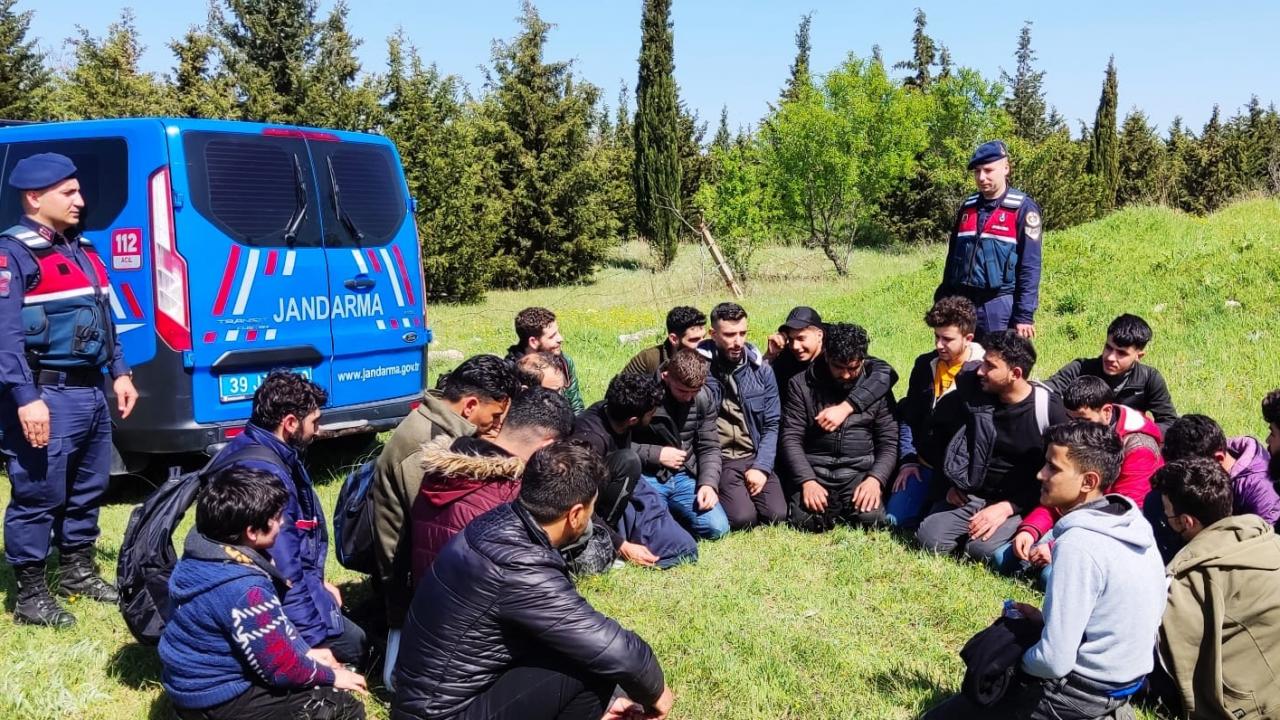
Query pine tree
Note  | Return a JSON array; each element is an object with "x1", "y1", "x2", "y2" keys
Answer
[
  {"x1": 299, "y1": 1, "x2": 379, "y2": 130},
  {"x1": 1086, "y1": 56, "x2": 1119, "y2": 208},
  {"x1": 870, "y1": 44, "x2": 884, "y2": 68},
  {"x1": 1001, "y1": 22, "x2": 1052, "y2": 143},
  {"x1": 676, "y1": 101, "x2": 710, "y2": 221},
  {"x1": 633, "y1": 0, "x2": 682, "y2": 268},
  {"x1": 0, "y1": 0, "x2": 50, "y2": 120},
  {"x1": 213, "y1": 0, "x2": 319, "y2": 122},
  {"x1": 937, "y1": 45, "x2": 952, "y2": 81},
  {"x1": 51, "y1": 10, "x2": 173, "y2": 120},
  {"x1": 479, "y1": 2, "x2": 611, "y2": 287},
  {"x1": 781, "y1": 13, "x2": 813, "y2": 102},
  {"x1": 713, "y1": 105, "x2": 732, "y2": 152},
  {"x1": 894, "y1": 8, "x2": 935, "y2": 89},
  {"x1": 169, "y1": 28, "x2": 236, "y2": 119},
  {"x1": 1163, "y1": 117, "x2": 1193, "y2": 210},
  {"x1": 1185, "y1": 106, "x2": 1244, "y2": 213},
  {"x1": 1115, "y1": 109, "x2": 1165, "y2": 206}
]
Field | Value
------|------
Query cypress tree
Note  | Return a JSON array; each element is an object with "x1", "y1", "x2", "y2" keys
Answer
[
  {"x1": 713, "y1": 105, "x2": 732, "y2": 152},
  {"x1": 937, "y1": 45, "x2": 952, "y2": 81},
  {"x1": 1001, "y1": 22, "x2": 1052, "y2": 142},
  {"x1": 894, "y1": 8, "x2": 935, "y2": 90},
  {"x1": 781, "y1": 13, "x2": 812, "y2": 102},
  {"x1": 0, "y1": 0, "x2": 50, "y2": 120},
  {"x1": 1087, "y1": 56, "x2": 1119, "y2": 208},
  {"x1": 633, "y1": 0, "x2": 682, "y2": 268}
]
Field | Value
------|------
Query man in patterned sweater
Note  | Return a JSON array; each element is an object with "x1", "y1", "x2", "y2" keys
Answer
[{"x1": 160, "y1": 467, "x2": 367, "y2": 720}]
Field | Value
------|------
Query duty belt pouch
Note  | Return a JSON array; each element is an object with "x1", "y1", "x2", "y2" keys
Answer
[
  {"x1": 71, "y1": 307, "x2": 105, "y2": 362},
  {"x1": 20, "y1": 305, "x2": 50, "y2": 348}
]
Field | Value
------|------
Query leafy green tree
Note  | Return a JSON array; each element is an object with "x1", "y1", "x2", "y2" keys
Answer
[
  {"x1": 781, "y1": 13, "x2": 813, "y2": 102},
  {"x1": 894, "y1": 8, "x2": 935, "y2": 90},
  {"x1": 479, "y1": 2, "x2": 612, "y2": 288},
  {"x1": 1087, "y1": 56, "x2": 1119, "y2": 207},
  {"x1": 634, "y1": 0, "x2": 682, "y2": 268},
  {"x1": 1115, "y1": 109, "x2": 1166, "y2": 206},
  {"x1": 696, "y1": 138, "x2": 776, "y2": 280},
  {"x1": 0, "y1": 0, "x2": 50, "y2": 120},
  {"x1": 212, "y1": 0, "x2": 319, "y2": 122},
  {"x1": 49, "y1": 9, "x2": 173, "y2": 120},
  {"x1": 1001, "y1": 22, "x2": 1056, "y2": 143},
  {"x1": 169, "y1": 28, "x2": 236, "y2": 118}
]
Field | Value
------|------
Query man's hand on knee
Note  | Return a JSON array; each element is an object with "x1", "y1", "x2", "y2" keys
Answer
[{"x1": 802, "y1": 480, "x2": 828, "y2": 513}]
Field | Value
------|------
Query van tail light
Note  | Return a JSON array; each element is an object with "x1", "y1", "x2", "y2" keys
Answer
[
  {"x1": 412, "y1": 222, "x2": 428, "y2": 329},
  {"x1": 262, "y1": 127, "x2": 340, "y2": 142},
  {"x1": 150, "y1": 167, "x2": 191, "y2": 351}
]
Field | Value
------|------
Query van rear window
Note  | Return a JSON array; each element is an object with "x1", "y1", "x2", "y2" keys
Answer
[
  {"x1": 0, "y1": 137, "x2": 129, "y2": 231},
  {"x1": 184, "y1": 132, "x2": 322, "y2": 248},
  {"x1": 315, "y1": 143, "x2": 407, "y2": 247}
]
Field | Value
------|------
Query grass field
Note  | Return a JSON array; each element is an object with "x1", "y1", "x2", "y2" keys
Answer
[{"x1": 3, "y1": 198, "x2": 1279, "y2": 719}]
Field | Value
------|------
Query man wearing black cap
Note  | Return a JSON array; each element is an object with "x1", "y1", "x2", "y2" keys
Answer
[
  {"x1": 936, "y1": 140, "x2": 1044, "y2": 340},
  {"x1": 0, "y1": 152, "x2": 137, "y2": 627}
]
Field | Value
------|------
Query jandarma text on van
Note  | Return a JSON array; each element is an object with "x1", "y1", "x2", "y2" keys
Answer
[{"x1": 273, "y1": 293, "x2": 385, "y2": 322}]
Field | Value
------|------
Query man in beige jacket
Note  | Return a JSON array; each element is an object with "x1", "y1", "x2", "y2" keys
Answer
[{"x1": 1153, "y1": 457, "x2": 1280, "y2": 720}]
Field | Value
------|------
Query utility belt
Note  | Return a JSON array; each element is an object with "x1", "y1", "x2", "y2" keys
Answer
[
  {"x1": 34, "y1": 367, "x2": 105, "y2": 389},
  {"x1": 955, "y1": 286, "x2": 1009, "y2": 304}
]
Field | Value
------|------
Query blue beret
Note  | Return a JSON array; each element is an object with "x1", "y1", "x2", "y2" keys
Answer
[
  {"x1": 968, "y1": 140, "x2": 1009, "y2": 169},
  {"x1": 8, "y1": 152, "x2": 78, "y2": 190}
]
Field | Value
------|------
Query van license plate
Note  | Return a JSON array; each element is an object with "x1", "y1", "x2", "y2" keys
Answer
[{"x1": 219, "y1": 367, "x2": 313, "y2": 403}]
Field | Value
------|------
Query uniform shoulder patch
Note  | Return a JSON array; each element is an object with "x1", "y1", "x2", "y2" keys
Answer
[
  {"x1": 0, "y1": 269, "x2": 10, "y2": 298},
  {"x1": 1025, "y1": 210, "x2": 1043, "y2": 241}
]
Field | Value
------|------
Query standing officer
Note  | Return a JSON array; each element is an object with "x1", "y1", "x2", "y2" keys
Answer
[
  {"x1": 936, "y1": 141, "x2": 1043, "y2": 339},
  {"x1": 1, "y1": 153, "x2": 138, "y2": 627}
]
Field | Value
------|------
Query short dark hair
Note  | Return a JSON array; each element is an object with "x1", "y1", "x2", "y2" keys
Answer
[
  {"x1": 515, "y1": 352, "x2": 565, "y2": 389},
  {"x1": 1262, "y1": 389, "x2": 1280, "y2": 426},
  {"x1": 925, "y1": 296, "x2": 977, "y2": 336},
  {"x1": 1062, "y1": 376, "x2": 1115, "y2": 411},
  {"x1": 1044, "y1": 420, "x2": 1124, "y2": 491},
  {"x1": 196, "y1": 466, "x2": 289, "y2": 544},
  {"x1": 518, "y1": 442, "x2": 605, "y2": 523},
  {"x1": 710, "y1": 302, "x2": 747, "y2": 326},
  {"x1": 983, "y1": 330, "x2": 1037, "y2": 377},
  {"x1": 1107, "y1": 314, "x2": 1153, "y2": 350},
  {"x1": 663, "y1": 349, "x2": 709, "y2": 387},
  {"x1": 442, "y1": 354, "x2": 520, "y2": 403},
  {"x1": 1151, "y1": 457, "x2": 1233, "y2": 527},
  {"x1": 503, "y1": 387, "x2": 575, "y2": 439},
  {"x1": 603, "y1": 373, "x2": 665, "y2": 423},
  {"x1": 823, "y1": 322, "x2": 869, "y2": 364},
  {"x1": 1163, "y1": 414, "x2": 1228, "y2": 462},
  {"x1": 514, "y1": 307, "x2": 557, "y2": 346},
  {"x1": 666, "y1": 306, "x2": 706, "y2": 336},
  {"x1": 250, "y1": 370, "x2": 328, "y2": 431}
]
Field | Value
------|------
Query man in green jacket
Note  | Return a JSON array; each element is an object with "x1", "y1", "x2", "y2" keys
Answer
[
  {"x1": 621, "y1": 306, "x2": 706, "y2": 377},
  {"x1": 1153, "y1": 457, "x2": 1280, "y2": 720}
]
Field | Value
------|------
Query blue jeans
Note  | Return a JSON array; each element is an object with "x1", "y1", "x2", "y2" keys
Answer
[
  {"x1": 990, "y1": 541, "x2": 1054, "y2": 588},
  {"x1": 885, "y1": 465, "x2": 933, "y2": 530},
  {"x1": 643, "y1": 472, "x2": 730, "y2": 540}
]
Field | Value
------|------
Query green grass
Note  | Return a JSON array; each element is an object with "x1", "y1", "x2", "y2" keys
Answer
[{"x1": 4, "y1": 198, "x2": 1279, "y2": 719}]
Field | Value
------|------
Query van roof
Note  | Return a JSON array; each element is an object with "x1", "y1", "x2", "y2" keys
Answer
[{"x1": 0, "y1": 117, "x2": 394, "y2": 146}]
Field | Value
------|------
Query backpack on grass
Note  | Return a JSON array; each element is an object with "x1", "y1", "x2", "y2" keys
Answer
[
  {"x1": 116, "y1": 444, "x2": 280, "y2": 645},
  {"x1": 333, "y1": 458, "x2": 377, "y2": 574}
]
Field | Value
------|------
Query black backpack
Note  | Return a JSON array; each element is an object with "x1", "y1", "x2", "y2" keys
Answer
[
  {"x1": 116, "y1": 444, "x2": 280, "y2": 645},
  {"x1": 333, "y1": 458, "x2": 377, "y2": 574}
]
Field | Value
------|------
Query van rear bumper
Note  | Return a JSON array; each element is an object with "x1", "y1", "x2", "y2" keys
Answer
[{"x1": 112, "y1": 393, "x2": 419, "y2": 457}]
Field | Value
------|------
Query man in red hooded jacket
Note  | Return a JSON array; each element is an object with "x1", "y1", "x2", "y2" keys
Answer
[{"x1": 1001, "y1": 376, "x2": 1163, "y2": 577}]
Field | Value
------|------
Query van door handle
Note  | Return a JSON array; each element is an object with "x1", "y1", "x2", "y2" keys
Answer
[{"x1": 344, "y1": 274, "x2": 375, "y2": 292}]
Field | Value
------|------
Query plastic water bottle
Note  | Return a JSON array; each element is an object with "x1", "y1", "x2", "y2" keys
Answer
[{"x1": 1003, "y1": 599, "x2": 1023, "y2": 619}]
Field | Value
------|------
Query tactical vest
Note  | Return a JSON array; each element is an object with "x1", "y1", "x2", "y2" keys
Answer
[
  {"x1": 948, "y1": 189, "x2": 1027, "y2": 292},
  {"x1": 5, "y1": 224, "x2": 113, "y2": 370}
]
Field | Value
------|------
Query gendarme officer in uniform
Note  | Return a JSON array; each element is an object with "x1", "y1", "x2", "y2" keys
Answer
[
  {"x1": 1, "y1": 153, "x2": 138, "y2": 627},
  {"x1": 936, "y1": 140, "x2": 1043, "y2": 339}
]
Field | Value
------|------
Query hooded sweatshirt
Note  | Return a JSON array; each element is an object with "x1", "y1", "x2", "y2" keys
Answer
[
  {"x1": 159, "y1": 531, "x2": 334, "y2": 710},
  {"x1": 1224, "y1": 436, "x2": 1280, "y2": 525},
  {"x1": 1022, "y1": 494, "x2": 1167, "y2": 683},
  {"x1": 1160, "y1": 515, "x2": 1280, "y2": 719}
]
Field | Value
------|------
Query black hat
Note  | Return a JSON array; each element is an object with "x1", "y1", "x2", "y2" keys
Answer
[
  {"x1": 8, "y1": 153, "x2": 77, "y2": 190},
  {"x1": 967, "y1": 140, "x2": 1009, "y2": 170},
  {"x1": 780, "y1": 306, "x2": 823, "y2": 331}
]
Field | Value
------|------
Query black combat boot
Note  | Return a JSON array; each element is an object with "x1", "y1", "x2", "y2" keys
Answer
[
  {"x1": 57, "y1": 544, "x2": 119, "y2": 603},
  {"x1": 12, "y1": 562, "x2": 76, "y2": 627}
]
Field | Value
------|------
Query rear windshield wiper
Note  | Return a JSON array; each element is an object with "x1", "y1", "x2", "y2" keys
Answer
[
  {"x1": 326, "y1": 156, "x2": 364, "y2": 247},
  {"x1": 283, "y1": 153, "x2": 308, "y2": 247}
]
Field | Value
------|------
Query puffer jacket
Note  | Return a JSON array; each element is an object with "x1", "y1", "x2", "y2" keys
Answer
[
  {"x1": 780, "y1": 360, "x2": 898, "y2": 490},
  {"x1": 1224, "y1": 436, "x2": 1280, "y2": 525},
  {"x1": 697, "y1": 340, "x2": 781, "y2": 477},
  {"x1": 632, "y1": 379, "x2": 723, "y2": 485},
  {"x1": 897, "y1": 343, "x2": 985, "y2": 469},
  {"x1": 409, "y1": 436, "x2": 524, "y2": 584},
  {"x1": 393, "y1": 502, "x2": 664, "y2": 719}
]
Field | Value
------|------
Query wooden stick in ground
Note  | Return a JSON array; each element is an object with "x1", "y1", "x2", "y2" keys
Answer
[{"x1": 698, "y1": 222, "x2": 744, "y2": 299}]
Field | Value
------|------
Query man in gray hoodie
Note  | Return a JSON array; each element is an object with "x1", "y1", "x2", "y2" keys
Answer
[{"x1": 924, "y1": 421, "x2": 1167, "y2": 719}]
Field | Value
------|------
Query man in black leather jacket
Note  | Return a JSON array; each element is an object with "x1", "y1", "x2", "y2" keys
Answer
[{"x1": 393, "y1": 442, "x2": 673, "y2": 720}]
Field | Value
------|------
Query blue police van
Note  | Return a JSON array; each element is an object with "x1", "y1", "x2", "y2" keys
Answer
[{"x1": 0, "y1": 118, "x2": 430, "y2": 470}]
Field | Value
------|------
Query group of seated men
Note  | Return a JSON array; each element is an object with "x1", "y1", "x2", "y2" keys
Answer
[{"x1": 156, "y1": 298, "x2": 1280, "y2": 720}]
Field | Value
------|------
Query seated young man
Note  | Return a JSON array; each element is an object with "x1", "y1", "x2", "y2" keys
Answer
[
  {"x1": 890, "y1": 296, "x2": 985, "y2": 529},
  {"x1": 631, "y1": 350, "x2": 731, "y2": 540},
  {"x1": 217, "y1": 371, "x2": 368, "y2": 665},
  {"x1": 505, "y1": 306, "x2": 585, "y2": 413},
  {"x1": 410, "y1": 388, "x2": 574, "y2": 584},
  {"x1": 1147, "y1": 414, "x2": 1280, "y2": 560},
  {"x1": 765, "y1": 305, "x2": 896, "y2": 410},
  {"x1": 917, "y1": 330, "x2": 1068, "y2": 563},
  {"x1": 572, "y1": 373, "x2": 699, "y2": 570},
  {"x1": 160, "y1": 467, "x2": 367, "y2": 720},
  {"x1": 924, "y1": 421, "x2": 1167, "y2": 720},
  {"x1": 1150, "y1": 458, "x2": 1280, "y2": 720},
  {"x1": 514, "y1": 351, "x2": 567, "y2": 393},
  {"x1": 622, "y1": 305, "x2": 706, "y2": 376},
  {"x1": 1262, "y1": 389, "x2": 1280, "y2": 482},
  {"x1": 1044, "y1": 313, "x2": 1178, "y2": 431},
  {"x1": 780, "y1": 323, "x2": 898, "y2": 532},
  {"x1": 698, "y1": 302, "x2": 788, "y2": 529},
  {"x1": 1004, "y1": 376, "x2": 1163, "y2": 576},
  {"x1": 393, "y1": 443, "x2": 673, "y2": 720}
]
